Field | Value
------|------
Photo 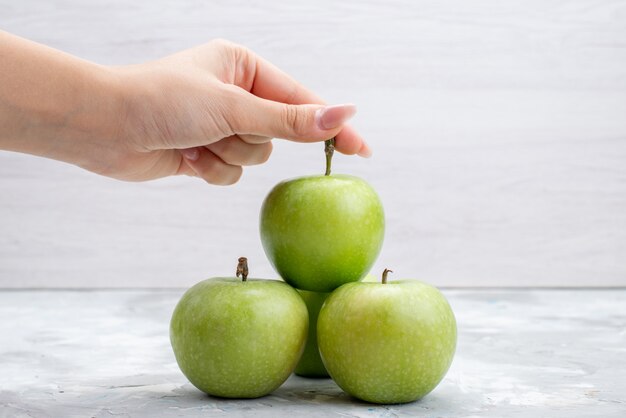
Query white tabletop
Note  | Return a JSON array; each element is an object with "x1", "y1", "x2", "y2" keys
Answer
[{"x1": 1, "y1": 288, "x2": 624, "y2": 417}]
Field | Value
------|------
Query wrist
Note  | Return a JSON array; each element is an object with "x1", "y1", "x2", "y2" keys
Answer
[{"x1": 61, "y1": 64, "x2": 130, "y2": 176}]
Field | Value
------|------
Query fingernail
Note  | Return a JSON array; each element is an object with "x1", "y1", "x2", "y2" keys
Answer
[
  {"x1": 315, "y1": 104, "x2": 357, "y2": 131},
  {"x1": 181, "y1": 147, "x2": 200, "y2": 161},
  {"x1": 357, "y1": 141, "x2": 372, "y2": 158}
]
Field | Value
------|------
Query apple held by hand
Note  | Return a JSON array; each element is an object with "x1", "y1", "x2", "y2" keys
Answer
[
  {"x1": 170, "y1": 258, "x2": 308, "y2": 398},
  {"x1": 318, "y1": 269, "x2": 457, "y2": 404},
  {"x1": 294, "y1": 290, "x2": 330, "y2": 378},
  {"x1": 260, "y1": 139, "x2": 385, "y2": 292}
]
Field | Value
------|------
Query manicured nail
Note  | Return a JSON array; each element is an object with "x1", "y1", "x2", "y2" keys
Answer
[
  {"x1": 357, "y1": 141, "x2": 372, "y2": 158},
  {"x1": 181, "y1": 147, "x2": 200, "y2": 161},
  {"x1": 315, "y1": 104, "x2": 357, "y2": 131}
]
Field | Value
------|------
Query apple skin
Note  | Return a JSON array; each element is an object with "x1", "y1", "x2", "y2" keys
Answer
[
  {"x1": 260, "y1": 174, "x2": 385, "y2": 292},
  {"x1": 170, "y1": 278, "x2": 308, "y2": 398},
  {"x1": 317, "y1": 279, "x2": 457, "y2": 404},
  {"x1": 294, "y1": 290, "x2": 330, "y2": 378}
]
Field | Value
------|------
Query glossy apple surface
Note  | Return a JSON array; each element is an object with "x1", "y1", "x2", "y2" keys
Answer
[
  {"x1": 170, "y1": 277, "x2": 308, "y2": 398},
  {"x1": 294, "y1": 289, "x2": 330, "y2": 377},
  {"x1": 260, "y1": 174, "x2": 385, "y2": 292},
  {"x1": 317, "y1": 277, "x2": 457, "y2": 404}
]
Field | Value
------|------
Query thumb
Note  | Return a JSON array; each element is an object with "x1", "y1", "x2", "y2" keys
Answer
[{"x1": 232, "y1": 94, "x2": 357, "y2": 142}]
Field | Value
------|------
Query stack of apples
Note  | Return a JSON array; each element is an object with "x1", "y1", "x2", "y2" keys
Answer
[{"x1": 170, "y1": 140, "x2": 457, "y2": 404}]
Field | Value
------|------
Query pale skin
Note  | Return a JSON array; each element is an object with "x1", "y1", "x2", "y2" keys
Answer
[{"x1": 0, "y1": 31, "x2": 370, "y2": 185}]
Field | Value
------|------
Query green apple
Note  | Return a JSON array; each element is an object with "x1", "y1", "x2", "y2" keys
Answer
[
  {"x1": 260, "y1": 139, "x2": 385, "y2": 292},
  {"x1": 170, "y1": 258, "x2": 308, "y2": 398},
  {"x1": 317, "y1": 269, "x2": 457, "y2": 404},
  {"x1": 361, "y1": 273, "x2": 377, "y2": 282},
  {"x1": 294, "y1": 290, "x2": 330, "y2": 378}
]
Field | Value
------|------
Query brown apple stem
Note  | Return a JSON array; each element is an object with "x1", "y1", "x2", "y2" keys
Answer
[
  {"x1": 382, "y1": 268, "x2": 393, "y2": 284},
  {"x1": 236, "y1": 257, "x2": 249, "y2": 282},
  {"x1": 324, "y1": 138, "x2": 335, "y2": 176}
]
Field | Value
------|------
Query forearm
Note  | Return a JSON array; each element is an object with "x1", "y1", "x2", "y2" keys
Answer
[{"x1": 0, "y1": 31, "x2": 125, "y2": 172}]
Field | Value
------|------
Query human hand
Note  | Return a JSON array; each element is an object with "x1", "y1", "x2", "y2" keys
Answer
[
  {"x1": 0, "y1": 33, "x2": 369, "y2": 185},
  {"x1": 109, "y1": 40, "x2": 370, "y2": 184}
]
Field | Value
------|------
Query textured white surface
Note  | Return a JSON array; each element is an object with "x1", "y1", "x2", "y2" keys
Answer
[
  {"x1": 0, "y1": 289, "x2": 624, "y2": 417},
  {"x1": 1, "y1": 0, "x2": 626, "y2": 287}
]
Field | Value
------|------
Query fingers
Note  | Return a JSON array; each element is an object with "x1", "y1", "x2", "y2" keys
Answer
[
  {"x1": 229, "y1": 92, "x2": 357, "y2": 144},
  {"x1": 180, "y1": 147, "x2": 242, "y2": 186},
  {"x1": 174, "y1": 40, "x2": 371, "y2": 160},
  {"x1": 248, "y1": 56, "x2": 324, "y2": 105},
  {"x1": 335, "y1": 124, "x2": 372, "y2": 157},
  {"x1": 205, "y1": 135, "x2": 272, "y2": 165},
  {"x1": 178, "y1": 136, "x2": 271, "y2": 185},
  {"x1": 237, "y1": 134, "x2": 272, "y2": 144},
  {"x1": 205, "y1": 39, "x2": 323, "y2": 104},
  {"x1": 212, "y1": 44, "x2": 371, "y2": 156}
]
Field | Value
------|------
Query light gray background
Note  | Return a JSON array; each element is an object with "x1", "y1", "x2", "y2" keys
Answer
[{"x1": 1, "y1": 0, "x2": 625, "y2": 288}]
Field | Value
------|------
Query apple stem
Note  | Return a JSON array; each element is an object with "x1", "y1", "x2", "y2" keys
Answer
[
  {"x1": 382, "y1": 268, "x2": 393, "y2": 284},
  {"x1": 324, "y1": 138, "x2": 335, "y2": 176},
  {"x1": 236, "y1": 257, "x2": 249, "y2": 282}
]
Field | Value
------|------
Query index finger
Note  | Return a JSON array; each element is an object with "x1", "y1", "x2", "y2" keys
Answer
[
  {"x1": 250, "y1": 56, "x2": 323, "y2": 105},
  {"x1": 249, "y1": 56, "x2": 369, "y2": 156}
]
